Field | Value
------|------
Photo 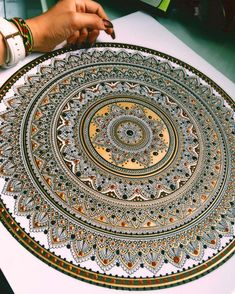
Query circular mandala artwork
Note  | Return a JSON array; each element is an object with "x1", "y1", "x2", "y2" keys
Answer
[{"x1": 0, "y1": 43, "x2": 234, "y2": 290}]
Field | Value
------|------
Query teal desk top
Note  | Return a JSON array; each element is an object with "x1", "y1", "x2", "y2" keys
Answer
[{"x1": 98, "y1": 0, "x2": 235, "y2": 83}]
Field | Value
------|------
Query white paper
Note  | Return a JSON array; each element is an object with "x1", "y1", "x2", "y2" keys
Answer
[{"x1": 0, "y1": 11, "x2": 234, "y2": 294}]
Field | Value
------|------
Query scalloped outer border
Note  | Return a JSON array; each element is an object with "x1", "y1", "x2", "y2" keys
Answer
[{"x1": 0, "y1": 43, "x2": 234, "y2": 290}]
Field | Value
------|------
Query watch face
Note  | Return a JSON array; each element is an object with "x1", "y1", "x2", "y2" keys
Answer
[{"x1": 0, "y1": 43, "x2": 234, "y2": 290}]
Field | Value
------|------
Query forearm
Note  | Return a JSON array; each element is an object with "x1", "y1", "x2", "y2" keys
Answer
[
  {"x1": 0, "y1": 0, "x2": 114, "y2": 67},
  {"x1": 0, "y1": 33, "x2": 6, "y2": 65}
]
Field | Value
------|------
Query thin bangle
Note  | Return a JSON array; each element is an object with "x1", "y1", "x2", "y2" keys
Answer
[{"x1": 9, "y1": 18, "x2": 34, "y2": 55}]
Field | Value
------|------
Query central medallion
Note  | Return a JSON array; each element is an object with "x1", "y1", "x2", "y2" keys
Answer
[
  {"x1": 80, "y1": 99, "x2": 177, "y2": 177},
  {"x1": 56, "y1": 84, "x2": 199, "y2": 201},
  {"x1": 113, "y1": 119, "x2": 147, "y2": 148}
]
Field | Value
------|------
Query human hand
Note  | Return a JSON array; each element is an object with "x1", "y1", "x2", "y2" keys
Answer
[{"x1": 26, "y1": 0, "x2": 115, "y2": 52}]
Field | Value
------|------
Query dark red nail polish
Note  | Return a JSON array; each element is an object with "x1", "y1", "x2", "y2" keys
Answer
[
  {"x1": 103, "y1": 19, "x2": 113, "y2": 28},
  {"x1": 111, "y1": 31, "x2": 116, "y2": 40}
]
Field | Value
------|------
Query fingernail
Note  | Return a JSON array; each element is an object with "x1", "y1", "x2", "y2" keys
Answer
[
  {"x1": 111, "y1": 31, "x2": 116, "y2": 40},
  {"x1": 103, "y1": 19, "x2": 113, "y2": 28}
]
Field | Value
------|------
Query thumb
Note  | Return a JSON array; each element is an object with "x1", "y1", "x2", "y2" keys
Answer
[{"x1": 70, "y1": 12, "x2": 106, "y2": 31}]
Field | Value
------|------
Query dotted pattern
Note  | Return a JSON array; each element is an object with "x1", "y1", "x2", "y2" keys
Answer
[{"x1": 0, "y1": 43, "x2": 234, "y2": 290}]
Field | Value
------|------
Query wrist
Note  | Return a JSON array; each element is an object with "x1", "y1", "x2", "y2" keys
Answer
[
  {"x1": 0, "y1": 17, "x2": 26, "y2": 67},
  {"x1": 26, "y1": 16, "x2": 51, "y2": 52},
  {"x1": 25, "y1": 17, "x2": 42, "y2": 52}
]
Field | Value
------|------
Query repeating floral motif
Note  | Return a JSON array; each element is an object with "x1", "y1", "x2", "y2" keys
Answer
[
  {"x1": 0, "y1": 44, "x2": 234, "y2": 283},
  {"x1": 56, "y1": 78, "x2": 199, "y2": 202},
  {"x1": 92, "y1": 103, "x2": 168, "y2": 167}
]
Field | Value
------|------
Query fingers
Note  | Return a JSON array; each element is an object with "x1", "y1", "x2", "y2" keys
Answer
[
  {"x1": 67, "y1": 31, "x2": 80, "y2": 45},
  {"x1": 70, "y1": 12, "x2": 105, "y2": 31},
  {"x1": 70, "y1": 12, "x2": 115, "y2": 39},
  {"x1": 79, "y1": 1, "x2": 115, "y2": 38},
  {"x1": 78, "y1": 28, "x2": 88, "y2": 44},
  {"x1": 83, "y1": 0, "x2": 109, "y2": 20},
  {"x1": 67, "y1": 28, "x2": 99, "y2": 47},
  {"x1": 87, "y1": 29, "x2": 99, "y2": 45}
]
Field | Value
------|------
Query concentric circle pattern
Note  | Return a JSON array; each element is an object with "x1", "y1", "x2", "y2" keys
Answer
[{"x1": 0, "y1": 43, "x2": 234, "y2": 290}]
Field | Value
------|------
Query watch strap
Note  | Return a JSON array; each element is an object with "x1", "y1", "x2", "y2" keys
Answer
[{"x1": 0, "y1": 17, "x2": 26, "y2": 67}]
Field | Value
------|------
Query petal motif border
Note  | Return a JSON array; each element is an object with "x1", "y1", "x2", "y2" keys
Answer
[{"x1": 0, "y1": 43, "x2": 234, "y2": 290}]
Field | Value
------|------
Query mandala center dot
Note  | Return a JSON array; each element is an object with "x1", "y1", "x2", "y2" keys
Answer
[
  {"x1": 115, "y1": 120, "x2": 145, "y2": 146},
  {"x1": 126, "y1": 129, "x2": 134, "y2": 136}
]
